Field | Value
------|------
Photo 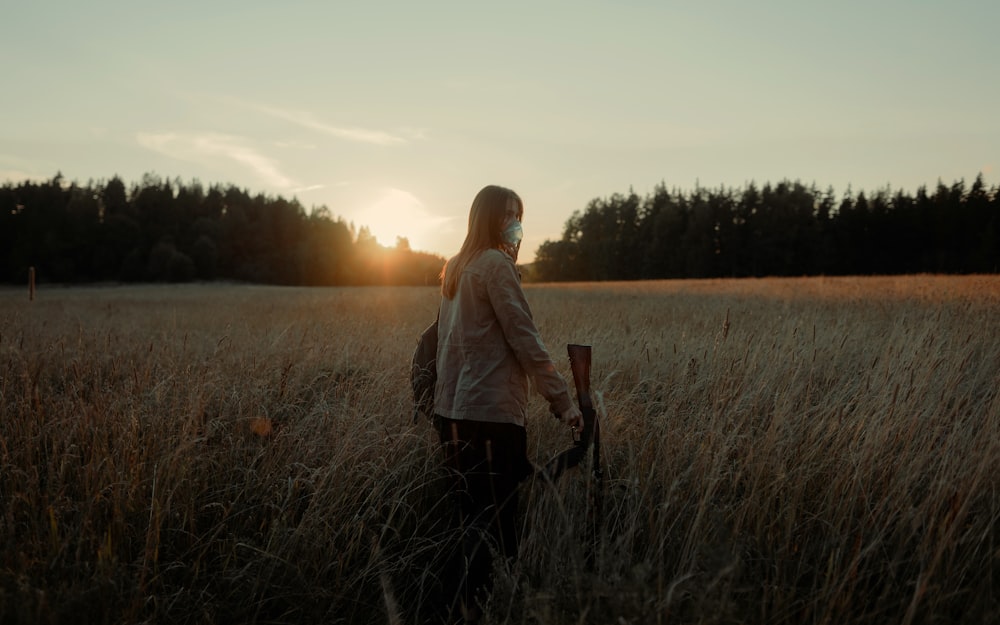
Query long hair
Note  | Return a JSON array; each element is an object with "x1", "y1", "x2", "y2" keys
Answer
[{"x1": 441, "y1": 185, "x2": 524, "y2": 299}]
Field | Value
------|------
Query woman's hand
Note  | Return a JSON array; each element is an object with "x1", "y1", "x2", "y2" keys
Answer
[{"x1": 560, "y1": 405, "x2": 583, "y2": 430}]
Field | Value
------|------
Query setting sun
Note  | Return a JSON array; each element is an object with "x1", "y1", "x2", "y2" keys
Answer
[{"x1": 361, "y1": 187, "x2": 441, "y2": 251}]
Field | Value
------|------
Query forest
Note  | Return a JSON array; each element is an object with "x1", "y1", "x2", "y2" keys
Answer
[
  {"x1": 533, "y1": 174, "x2": 999, "y2": 281},
  {"x1": 0, "y1": 173, "x2": 445, "y2": 286},
  {"x1": 533, "y1": 174, "x2": 1000, "y2": 281},
  {"x1": 3, "y1": 172, "x2": 998, "y2": 286}
]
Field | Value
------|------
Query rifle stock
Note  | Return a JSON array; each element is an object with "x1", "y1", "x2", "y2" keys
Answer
[
  {"x1": 542, "y1": 344, "x2": 601, "y2": 483},
  {"x1": 542, "y1": 344, "x2": 603, "y2": 569},
  {"x1": 568, "y1": 343, "x2": 596, "y2": 445}
]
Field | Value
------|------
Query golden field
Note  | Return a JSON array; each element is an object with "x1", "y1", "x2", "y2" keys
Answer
[{"x1": 1, "y1": 276, "x2": 998, "y2": 624}]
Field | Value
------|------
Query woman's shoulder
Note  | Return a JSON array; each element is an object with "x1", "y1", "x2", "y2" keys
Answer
[
  {"x1": 473, "y1": 248, "x2": 515, "y2": 269},
  {"x1": 468, "y1": 249, "x2": 517, "y2": 279}
]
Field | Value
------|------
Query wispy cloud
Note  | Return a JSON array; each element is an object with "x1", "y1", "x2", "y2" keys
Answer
[
  {"x1": 136, "y1": 132, "x2": 296, "y2": 189},
  {"x1": 290, "y1": 184, "x2": 325, "y2": 194},
  {"x1": 274, "y1": 140, "x2": 318, "y2": 150},
  {"x1": 0, "y1": 154, "x2": 51, "y2": 184},
  {"x1": 253, "y1": 104, "x2": 410, "y2": 146},
  {"x1": 0, "y1": 169, "x2": 49, "y2": 184}
]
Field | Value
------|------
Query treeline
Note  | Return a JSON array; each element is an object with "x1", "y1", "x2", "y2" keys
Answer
[
  {"x1": 7, "y1": 172, "x2": 998, "y2": 286},
  {"x1": 533, "y1": 175, "x2": 999, "y2": 281},
  {"x1": 1, "y1": 173, "x2": 445, "y2": 286}
]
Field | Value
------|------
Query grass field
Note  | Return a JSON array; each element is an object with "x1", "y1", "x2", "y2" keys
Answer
[{"x1": 1, "y1": 276, "x2": 998, "y2": 624}]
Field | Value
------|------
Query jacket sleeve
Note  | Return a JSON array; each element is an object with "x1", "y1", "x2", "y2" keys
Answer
[{"x1": 485, "y1": 253, "x2": 575, "y2": 416}]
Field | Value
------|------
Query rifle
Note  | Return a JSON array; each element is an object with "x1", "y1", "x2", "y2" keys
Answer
[
  {"x1": 541, "y1": 344, "x2": 603, "y2": 569},
  {"x1": 543, "y1": 344, "x2": 601, "y2": 483}
]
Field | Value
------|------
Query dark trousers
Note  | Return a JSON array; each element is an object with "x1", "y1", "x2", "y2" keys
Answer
[{"x1": 437, "y1": 417, "x2": 532, "y2": 618}]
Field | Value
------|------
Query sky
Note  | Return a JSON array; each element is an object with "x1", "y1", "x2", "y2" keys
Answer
[{"x1": 3, "y1": 1, "x2": 998, "y2": 262}]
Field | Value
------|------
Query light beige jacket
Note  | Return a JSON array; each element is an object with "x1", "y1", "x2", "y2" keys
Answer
[{"x1": 433, "y1": 249, "x2": 574, "y2": 426}]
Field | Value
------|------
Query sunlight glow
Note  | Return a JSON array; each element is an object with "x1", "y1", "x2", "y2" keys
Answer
[{"x1": 360, "y1": 187, "x2": 447, "y2": 251}]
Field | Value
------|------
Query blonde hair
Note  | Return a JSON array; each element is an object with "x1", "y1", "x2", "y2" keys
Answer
[{"x1": 441, "y1": 185, "x2": 524, "y2": 299}]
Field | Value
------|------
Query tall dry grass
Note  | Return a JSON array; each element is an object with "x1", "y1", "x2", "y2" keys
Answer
[{"x1": 0, "y1": 277, "x2": 997, "y2": 624}]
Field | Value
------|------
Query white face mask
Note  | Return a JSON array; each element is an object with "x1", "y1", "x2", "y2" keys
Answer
[
  {"x1": 502, "y1": 219, "x2": 523, "y2": 246},
  {"x1": 501, "y1": 219, "x2": 523, "y2": 259}
]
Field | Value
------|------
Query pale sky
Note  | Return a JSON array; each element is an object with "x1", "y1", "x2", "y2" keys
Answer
[{"x1": 3, "y1": 1, "x2": 997, "y2": 262}]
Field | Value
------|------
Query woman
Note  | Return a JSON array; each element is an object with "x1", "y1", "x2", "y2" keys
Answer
[{"x1": 434, "y1": 184, "x2": 582, "y2": 621}]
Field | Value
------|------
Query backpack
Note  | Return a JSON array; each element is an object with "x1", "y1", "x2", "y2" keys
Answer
[{"x1": 411, "y1": 319, "x2": 438, "y2": 423}]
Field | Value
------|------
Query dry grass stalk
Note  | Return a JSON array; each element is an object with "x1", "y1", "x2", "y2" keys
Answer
[{"x1": 0, "y1": 276, "x2": 997, "y2": 624}]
